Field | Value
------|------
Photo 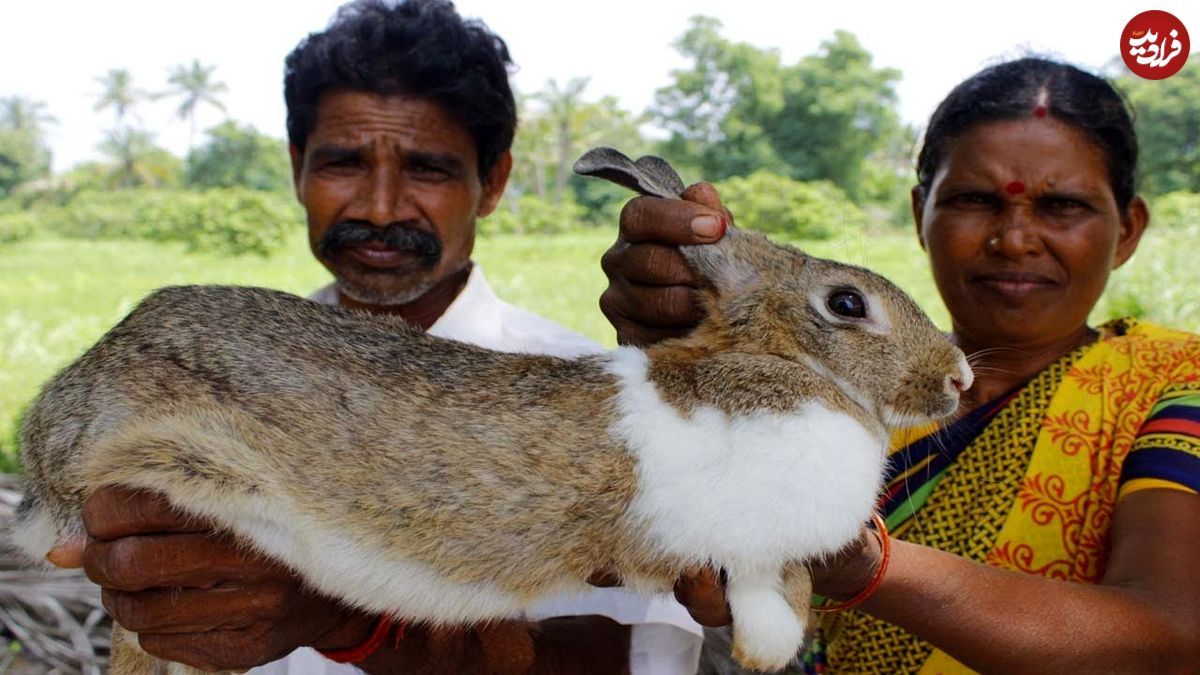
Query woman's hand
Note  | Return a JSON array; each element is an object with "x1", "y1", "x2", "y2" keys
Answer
[
  {"x1": 600, "y1": 183, "x2": 729, "y2": 346},
  {"x1": 669, "y1": 523, "x2": 886, "y2": 629}
]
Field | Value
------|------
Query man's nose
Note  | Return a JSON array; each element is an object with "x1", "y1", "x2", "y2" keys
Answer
[{"x1": 356, "y1": 166, "x2": 416, "y2": 226}]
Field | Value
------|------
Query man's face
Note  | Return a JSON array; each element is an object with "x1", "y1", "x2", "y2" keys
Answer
[{"x1": 291, "y1": 90, "x2": 509, "y2": 306}]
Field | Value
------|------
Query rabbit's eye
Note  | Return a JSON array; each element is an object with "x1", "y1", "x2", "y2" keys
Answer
[{"x1": 827, "y1": 290, "x2": 866, "y2": 319}]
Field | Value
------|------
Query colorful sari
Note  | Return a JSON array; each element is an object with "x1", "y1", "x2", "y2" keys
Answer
[{"x1": 805, "y1": 319, "x2": 1200, "y2": 674}]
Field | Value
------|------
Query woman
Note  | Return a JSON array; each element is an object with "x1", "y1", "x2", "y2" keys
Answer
[{"x1": 602, "y1": 57, "x2": 1200, "y2": 673}]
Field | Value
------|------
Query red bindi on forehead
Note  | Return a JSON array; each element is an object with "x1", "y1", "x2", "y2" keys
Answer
[
  {"x1": 1005, "y1": 180, "x2": 1026, "y2": 195},
  {"x1": 1034, "y1": 105, "x2": 1048, "y2": 118}
]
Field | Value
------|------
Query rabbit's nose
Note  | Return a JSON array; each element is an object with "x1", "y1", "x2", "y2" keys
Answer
[
  {"x1": 947, "y1": 375, "x2": 968, "y2": 393},
  {"x1": 946, "y1": 356, "x2": 974, "y2": 394}
]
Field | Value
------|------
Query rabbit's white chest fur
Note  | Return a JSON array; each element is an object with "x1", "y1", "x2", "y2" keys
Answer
[{"x1": 605, "y1": 347, "x2": 886, "y2": 570}]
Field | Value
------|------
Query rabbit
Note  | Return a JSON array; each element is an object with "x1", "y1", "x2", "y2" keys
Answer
[{"x1": 11, "y1": 147, "x2": 972, "y2": 674}]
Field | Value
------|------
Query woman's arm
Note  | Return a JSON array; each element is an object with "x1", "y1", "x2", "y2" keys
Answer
[{"x1": 851, "y1": 489, "x2": 1200, "y2": 673}]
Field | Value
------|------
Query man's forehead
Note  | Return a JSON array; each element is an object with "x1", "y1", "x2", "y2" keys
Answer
[{"x1": 308, "y1": 89, "x2": 474, "y2": 151}]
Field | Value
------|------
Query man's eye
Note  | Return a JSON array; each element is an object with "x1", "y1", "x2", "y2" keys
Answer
[{"x1": 324, "y1": 157, "x2": 360, "y2": 170}]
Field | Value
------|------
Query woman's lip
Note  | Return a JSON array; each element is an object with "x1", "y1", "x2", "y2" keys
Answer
[{"x1": 972, "y1": 274, "x2": 1058, "y2": 298}]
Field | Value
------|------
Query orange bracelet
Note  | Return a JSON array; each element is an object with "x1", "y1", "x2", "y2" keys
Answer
[
  {"x1": 813, "y1": 513, "x2": 891, "y2": 614},
  {"x1": 317, "y1": 615, "x2": 405, "y2": 664}
]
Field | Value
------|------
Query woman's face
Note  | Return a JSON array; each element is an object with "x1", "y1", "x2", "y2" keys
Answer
[{"x1": 914, "y1": 118, "x2": 1147, "y2": 350}]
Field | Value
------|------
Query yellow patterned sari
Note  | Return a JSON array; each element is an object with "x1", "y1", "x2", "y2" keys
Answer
[{"x1": 809, "y1": 319, "x2": 1200, "y2": 674}]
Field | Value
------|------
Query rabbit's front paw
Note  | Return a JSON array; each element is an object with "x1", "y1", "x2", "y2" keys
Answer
[{"x1": 727, "y1": 569, "x2": 805, "y2": 671}]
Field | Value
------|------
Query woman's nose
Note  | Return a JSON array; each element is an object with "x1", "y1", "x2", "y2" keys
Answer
[{"x1": 986, "y1": 207, "x2": 1043, "y2": 257}]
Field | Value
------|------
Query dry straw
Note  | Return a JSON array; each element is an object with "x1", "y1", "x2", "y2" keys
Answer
[{"x1": 0, "y1": 474, "x2": 109, "y2": 673}]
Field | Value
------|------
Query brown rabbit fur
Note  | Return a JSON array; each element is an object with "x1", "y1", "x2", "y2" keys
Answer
[{"x1": 14, "y1": 223, "x2": 970, "y2": 673}]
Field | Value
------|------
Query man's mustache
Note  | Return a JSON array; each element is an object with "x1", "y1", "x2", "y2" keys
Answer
[{"x1": 317, "y1": 221, "x2": 443, "y2": 264}]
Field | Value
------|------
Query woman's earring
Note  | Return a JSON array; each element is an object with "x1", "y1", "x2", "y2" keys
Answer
[{"x1": 986, "y1": 236, "x2": 1000, "y2": 250}]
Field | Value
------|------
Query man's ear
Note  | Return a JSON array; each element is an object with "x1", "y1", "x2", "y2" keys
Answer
[
  {"x1": 289, "y1": 144, "x2": 304, "y2": 203},
  {"x1": 478, "y1": 151, "x2": 513, "y2": 218},
  {"x1": 1113, "y1": 195, "x2": 1150, "y2": 269},
  {"x1": 911, "y1": 185, "x2": 927, "y2": 251}
]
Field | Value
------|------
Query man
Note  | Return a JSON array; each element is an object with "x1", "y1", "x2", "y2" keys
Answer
[{"x1": 79, "y1": 1, "x2": 703, "y2": 672}]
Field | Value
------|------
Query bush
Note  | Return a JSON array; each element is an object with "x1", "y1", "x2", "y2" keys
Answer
[
  {"x1": 0, "y1": 209, "x2": 35, "y2": 245},
  {"x1": 41, "y1": 188, "x2": 302, "y2": 256},
  {"x1": 1150, "y1": 191, "x2": 1200, "y2": 230},
  {"x1": 139, "y1": 189, "x2": 301, "y2": 256},
  {"x1": 714, "y1": 170, "x2": 868, "y2": 239},
  {"x1": 480, "y1": 195, "x2": 586, "y2": 236}
]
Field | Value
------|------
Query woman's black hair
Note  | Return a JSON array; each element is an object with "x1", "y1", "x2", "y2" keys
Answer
[
  {"x1": 916, "y1": 57, "x2": 1139, "y2": 211},
  {"x1": 283, "y1": 0, "x2": 516, "y2": 178}
]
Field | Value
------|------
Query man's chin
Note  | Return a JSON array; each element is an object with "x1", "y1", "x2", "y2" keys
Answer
[{"x1": 334, "y1": 277, "x2": 435, "y2": 307}]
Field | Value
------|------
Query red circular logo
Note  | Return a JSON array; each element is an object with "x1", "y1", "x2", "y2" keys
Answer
[{"x1": 1121, "y1": 10, "x2": 1190, "y2": 80}]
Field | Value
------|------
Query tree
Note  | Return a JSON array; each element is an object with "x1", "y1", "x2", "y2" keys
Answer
[
  {"x1": 98, "y1": 128, "x2": 180, "y2": 188},
  {"x1": 772, "y1": 31, "x2": 902, "y2": 200},
  {"x1": 0, "y1": 96, "x2": 54, "y2": 196},
  {"x1": 535, "y1": 77, "x2": 589, "y2": 204},
  {"x1": 509, "y1": 81, "x2": 649, "y2": 224},
  {"x1": 0, "y1": 128, "x2": 51, "y2": 197},
  {"x1": 652, "y1": 19, "x2": 901, "y2": 200},
  {"x1": 186, "y1": 120, "x2": 291, "y2": 192},
  {"x1": 163, "y1": 59, "x2": 229, "y2": 149},
  {"x1": 652, "y1": 16, "x2": 787, "y2": 180},
  {"x1": 1116, "y1": 62, "x2": 1200, "y2": 196},
  {"x1": 94, "y1": 68, "x2": 146, "y2": 124},
  {"x1": 0, "y1": 96, "x2": 56, "y2": 137}
]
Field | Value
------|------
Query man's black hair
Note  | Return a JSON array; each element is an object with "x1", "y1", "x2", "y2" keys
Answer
[
  {"x1": 916, "y1": 57, "x2": 1139, "y2": 212},
  {"x1": 284, "y1": 0, "x2": 516, "y2": 178}
]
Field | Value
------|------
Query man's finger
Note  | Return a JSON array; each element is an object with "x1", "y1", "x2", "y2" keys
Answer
[
  {"x1": 46, "y1": 532, "x2": 86, "y2": 568},
  {"x1": 600, "y1": 285, "x2": 703, "y2": 331},
  {"x1": 138, "y1": 625, "x2": 281, "y2": 672},
  {"x1": 103, "y1": 583, "x2": 290, "y2": 634},
  {"x1": 673, "y1": 567, "x2": 732, "y2": 627},
  {"x1": 606, "y1": 243, "x2": 698, "y2": 287},
  {"x1": 83, "y1": 487, "x2": 212, "y2": 540},
  {"x1": 619, "y1": 195, "x2": 726, "y2": 246},
  {"x1": 680, "y1": 182, "x2": 729, "y2": 215},
  {"x1": 84, "y1": 532, "x2": 276, "y2": 591}
]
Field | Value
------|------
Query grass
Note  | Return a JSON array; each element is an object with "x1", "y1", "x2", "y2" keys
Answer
[{"x1": 3, "y1": 224, "x2": 1198, "y2": 469}]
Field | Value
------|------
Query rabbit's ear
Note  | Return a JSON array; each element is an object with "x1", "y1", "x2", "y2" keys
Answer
[{"x1": 680, "y1": 226, "x2": 795, "y2": 296}]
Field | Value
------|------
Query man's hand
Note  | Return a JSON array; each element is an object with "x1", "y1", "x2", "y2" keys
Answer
[
  {"x1": 600, "y1": 183, "x2": 729, "y2": 346},
  {"x1": 82, "y1": 486, "x2": 377, "y2": 671}
]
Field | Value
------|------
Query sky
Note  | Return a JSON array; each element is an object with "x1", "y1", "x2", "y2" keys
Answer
[{"x1": 0, "y1": 1, "x2": 1193, "y2": 172}]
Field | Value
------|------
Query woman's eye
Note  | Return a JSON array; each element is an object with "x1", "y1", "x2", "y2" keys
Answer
[
  {"x1": 949, "y1": 192, "x2": 999, "y2": 208},
  {"x1": 828, "y1": 290, "x2": 866, "y2": 319},
  {"x1": 1041, "y1": 197, "x2": 1088, "y2": 213}
]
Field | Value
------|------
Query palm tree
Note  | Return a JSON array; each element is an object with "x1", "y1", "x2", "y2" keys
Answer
[
  {"x1": 94, "y1": 68, "x2": 145, "y2": 125},
  {"x1": 0, "y1": 96, "x2": 57, "y2": 136},
  {"x1": 98, "y1": 127, "x2": 159, "y2": 187},
  {"x1": 163, "y1": 59, "x2": 228, "y2": 150},
  {"x1": 535, "y1": 78, "x2": 590, "y2": 204}
]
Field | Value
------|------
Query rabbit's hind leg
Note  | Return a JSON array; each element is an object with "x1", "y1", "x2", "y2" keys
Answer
[{"x1": 725, "y1": 564, "x2": 806, "y2": 672}]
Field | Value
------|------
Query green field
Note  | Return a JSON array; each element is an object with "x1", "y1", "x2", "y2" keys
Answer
[{"x1": 2, "y1": 225, "x2": 1197, "y2": 470}]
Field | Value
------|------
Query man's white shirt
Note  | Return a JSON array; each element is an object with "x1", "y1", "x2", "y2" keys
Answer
[{"x1": 251, "y1": 264, "x2": 702, "y2": 674}]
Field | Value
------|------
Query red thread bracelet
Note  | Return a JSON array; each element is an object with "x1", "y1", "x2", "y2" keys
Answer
[
  {"x1": 317, "y1": 615, "x2": 405, "y2": 664},
  {"x1": 813, "y1": 513, "x2": 891, "y2": 613}
]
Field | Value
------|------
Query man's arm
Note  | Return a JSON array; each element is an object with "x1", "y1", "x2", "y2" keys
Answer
[{"x1": 82, "y1": 486, "x2": 632, "y2": 673}]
